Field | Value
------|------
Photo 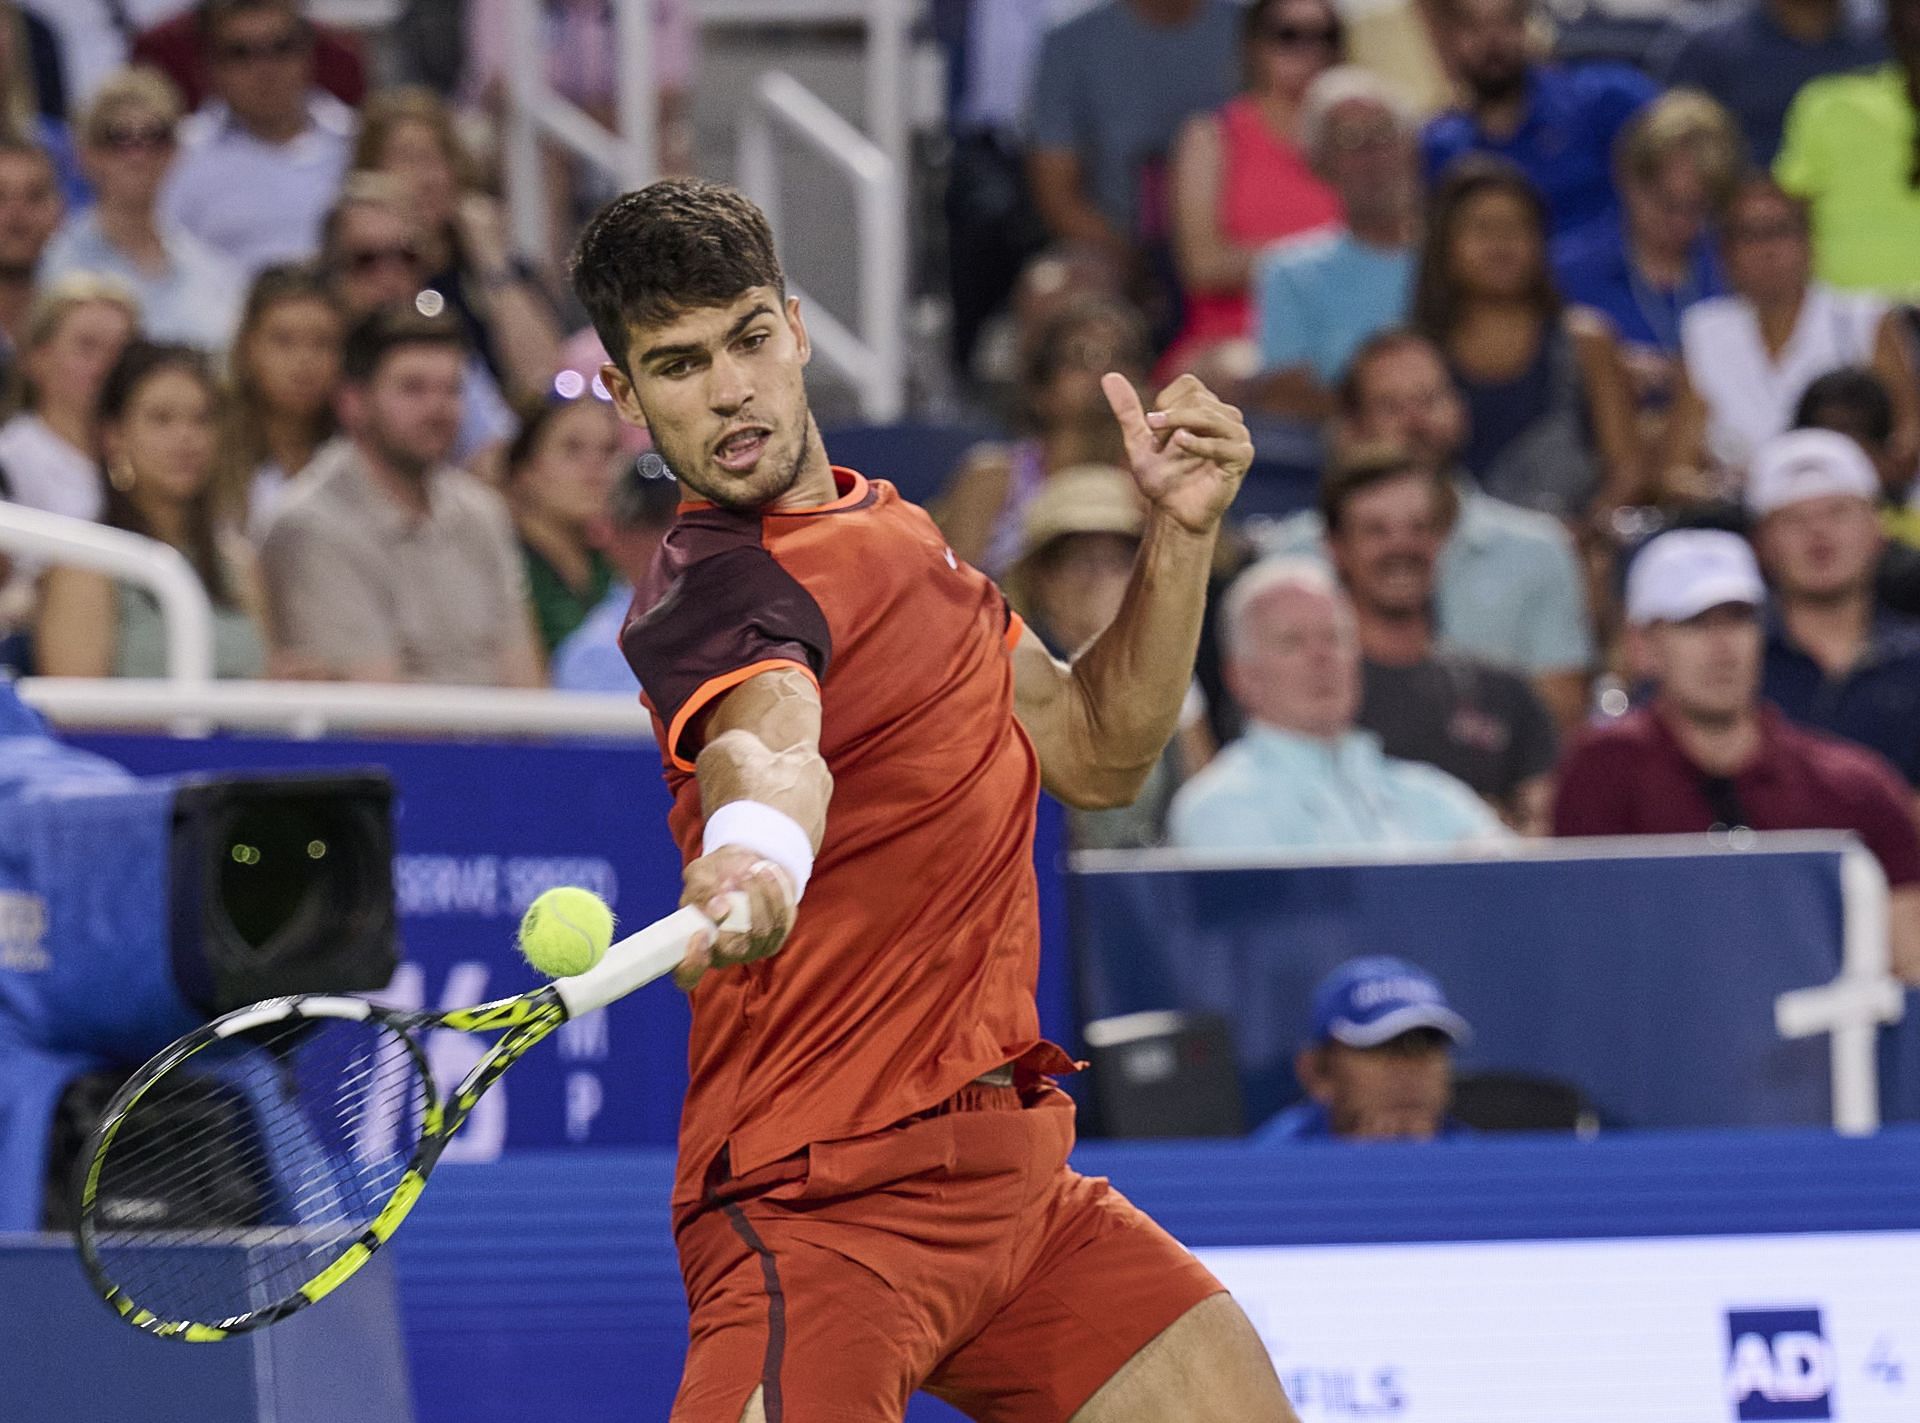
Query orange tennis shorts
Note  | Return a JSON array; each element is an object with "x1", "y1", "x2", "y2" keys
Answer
[{"x1": 671, "y1": 1080, "x2": 1225, "y2": 1423}]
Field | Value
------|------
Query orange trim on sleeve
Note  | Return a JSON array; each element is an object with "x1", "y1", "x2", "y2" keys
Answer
[
  {"x1": 663, "y1": 658, "x2": 820, "y2": 773},
  {"x1": 1003, "y1": 611, "x2": 1026, "y2": 653}
]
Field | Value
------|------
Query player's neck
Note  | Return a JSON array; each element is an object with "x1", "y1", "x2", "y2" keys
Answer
[{"x1": 762, "y1": 425, "x2": 840, "y2": 511}]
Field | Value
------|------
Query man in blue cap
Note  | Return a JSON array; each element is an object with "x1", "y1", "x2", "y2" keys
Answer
[{"x1": 1257, "y1": 956, "x2": 1472, "y2": 1143}]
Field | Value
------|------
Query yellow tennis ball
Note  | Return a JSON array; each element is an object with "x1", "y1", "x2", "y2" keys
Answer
[{"x1": 518, "y1": 887, "x2": 615, "y2": 977}]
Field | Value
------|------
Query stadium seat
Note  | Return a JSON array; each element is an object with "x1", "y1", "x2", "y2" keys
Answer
[
  {"x1": 820, "y1": 422, "x2": 1002, "y2": 509},
  {"x1": 1081, "y1": 1010, "x2": 1246, "y2": 1139},
  {"x1": 1451, "y1": 1071, "x2": 1601, "y2": 1136}
]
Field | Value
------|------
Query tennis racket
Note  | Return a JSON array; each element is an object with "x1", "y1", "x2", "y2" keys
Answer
[{"x1": 72, "y1": 892, "x2": 747, "y2": 1342}]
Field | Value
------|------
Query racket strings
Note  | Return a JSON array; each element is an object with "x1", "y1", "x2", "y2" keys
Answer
[{"x1": 83, "y1": 1014, "x2": 430, "y2": 1326}]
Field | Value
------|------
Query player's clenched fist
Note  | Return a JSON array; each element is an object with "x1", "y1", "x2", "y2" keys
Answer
[
  {"x1": 1102, "y1": 371, "x2": 1253, "y2": 534},
  {"x1": 675, "y1": 844, "x2": 797, "y2": 991}
]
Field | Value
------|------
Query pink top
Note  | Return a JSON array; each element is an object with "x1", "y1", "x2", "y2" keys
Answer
[{"x1": 1162, "y1": 96, "x2": 1342, "y2": 378}]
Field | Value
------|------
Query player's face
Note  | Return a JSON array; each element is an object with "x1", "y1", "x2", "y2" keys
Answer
[
  {"x1": 1303, "y1": 1035, "x2": 1453, "y2": 1141},
  {"x1": 1327, "y1": 471, "x2": 1445, "y2": 618},
  {"x1": 603, "y1": 287, "x2": 817, "y2": 512},
  {"x1": 1229, "y1": 583, "x2": 1361, "y2": 737},
  {"x1": 1756, "y1": 495, "x2": 1884, "y2": 603},
  {"x1": 1645, "y1": 603, "x2": 1763, "y2": 725}
]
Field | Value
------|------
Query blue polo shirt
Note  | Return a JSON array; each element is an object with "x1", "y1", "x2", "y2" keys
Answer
[
  {"x1": 1763, "y1": 610, "x2": 1920, "y2": 786},
  {"x1": 1552, "y1": 218, "x2": 1726, "y2": 355},
  {"x1": 1422, "y1": 63, "x2": 1657, "y2": 244},
  {"x1": 1255, "y1": 1100, "x2": 1473, "y2": 1143},
  {"x1": 1652, "y1": 1, "x2": 1886, "y2": 164}
]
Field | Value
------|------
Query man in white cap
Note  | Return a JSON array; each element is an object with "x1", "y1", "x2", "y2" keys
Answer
[
  {"x1": 1554, "y1": 527, "x2": 1920, "y2": 982},
  {"x1": 1752, "y1": 427, "x2": 1920, "y2": 786}
]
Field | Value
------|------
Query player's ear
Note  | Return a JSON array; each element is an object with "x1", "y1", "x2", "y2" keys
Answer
[
  {"x1": 785, "y1": 295, "x2": 811, "y2": 368},
  {"x1": 601, "y1": 361, "x2": 648, "y2": 431}
]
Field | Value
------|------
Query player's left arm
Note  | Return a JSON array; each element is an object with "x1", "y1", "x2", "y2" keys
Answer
[{"x1": 1012, "y1": 373, "x2": 1251, "y2": 810}]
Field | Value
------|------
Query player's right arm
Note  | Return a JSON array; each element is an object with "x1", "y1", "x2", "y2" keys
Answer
[{"x1": 672, "y1": 667, "x2": 833, "y2": 991}]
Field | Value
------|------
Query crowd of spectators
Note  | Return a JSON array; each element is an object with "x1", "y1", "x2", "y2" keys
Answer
[
  {"x1": 0, "y1": 0, "x2": 684, "y2": 693},
  {"x1": 2, "y1": 0, "x2": 1919, "y2": 983},
  {"x1": 927, "y1": 0, "x2": 1920, "y2": 990}
]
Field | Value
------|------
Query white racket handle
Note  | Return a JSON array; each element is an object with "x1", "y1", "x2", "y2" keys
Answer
[{"x1": 553, "y1": 891, "x2": 751, "y2": 1018}]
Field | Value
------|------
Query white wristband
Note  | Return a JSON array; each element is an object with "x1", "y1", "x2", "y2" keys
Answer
[{"x1": 701, "y1": 800, "x2": 814, "y2": 902}]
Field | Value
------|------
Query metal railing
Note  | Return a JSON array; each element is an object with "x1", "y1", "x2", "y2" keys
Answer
[
  {"x1": 0, "y1": 503, "x2": 213, "y2": 686},
  {"x1": 502, "y1": 0, "x2": 657, "y2": 265},
  {"x1": 736, "y1": 70, "x2": 906, "y2": 421},
  {"x1": 17, "y1": 678, "x2": 652, "y2": 742}
]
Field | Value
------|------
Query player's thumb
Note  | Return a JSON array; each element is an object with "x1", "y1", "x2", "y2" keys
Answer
[{"x1": 1101, "y1": 372, "x2": 1151, "y2": 450}]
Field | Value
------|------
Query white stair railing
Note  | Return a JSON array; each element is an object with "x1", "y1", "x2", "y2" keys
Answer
[
  {"x1": 736, "y1": 70, "x2": 906, "y2": 421},
  {"x1": 502, "y1": 0, "x2": 657, "y2": 267},
  {"x1": 0, "y1": 503, "x2": 213, "y2": 687}
]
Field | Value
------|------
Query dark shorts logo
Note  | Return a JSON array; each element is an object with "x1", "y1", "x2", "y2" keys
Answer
[{"x1": 1727, "y1": 1309, "x2": 1834, "y2": 1421}]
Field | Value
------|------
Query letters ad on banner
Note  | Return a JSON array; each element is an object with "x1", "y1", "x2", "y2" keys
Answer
[{"x1": 1196, "y1": 1232, "x2": 1920, "y2": 1422}]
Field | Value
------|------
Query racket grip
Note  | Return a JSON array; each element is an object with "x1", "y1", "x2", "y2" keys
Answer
[{"x1": 553, "y1": 892, "x2": 750, "y2": 1018}]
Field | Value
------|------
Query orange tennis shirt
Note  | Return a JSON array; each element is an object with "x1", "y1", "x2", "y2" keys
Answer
[{"x1": 621, "y1": 468, "x2": 1075, "y2": 1213}]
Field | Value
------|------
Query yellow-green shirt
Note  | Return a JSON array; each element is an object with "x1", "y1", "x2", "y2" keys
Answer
[{"x1": 1775, "y1": 64, "x2": 1920, "y2": 298}]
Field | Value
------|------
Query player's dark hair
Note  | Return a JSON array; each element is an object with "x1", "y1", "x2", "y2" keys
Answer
[
  {"x1": 570, "y1": 179, "x2": 785, "y2": 376},
  {"x1": 1318, "y1": 442, "x2": 1432, "y2": 535},
  {"x1": 340, "y1": 304, "x2": 465, "y2": 385},
  {"x1": 1794, "y1": 366, "x2": 1895, "y2": 448}
]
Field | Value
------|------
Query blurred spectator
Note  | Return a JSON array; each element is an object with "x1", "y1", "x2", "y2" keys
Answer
[
  {"x1": 1026, "y1": 0, "x2": 1241, "y2": 294},
  {"x1": 0, "y1": 273, "x2": 137, "y2": 521},
  {"x1": 221, "y1": 262, "x2": 342, "y2": 538},
  {"x1": 1322, "y1": 445, "x2": 1561, "y2": 832},
  {"x1": 319, "y1": 174, "x2": 516, "y2": 466},
  {"x1": 1253, "y1": 330, "x2": 1596, "y2": 722},
  {"x1": 1653, "y1": 0, "x2": 1886, "y2": 165},
  {"x1": 35, "y1": 341, "x2": 265, "y2": 677},
  {"x1": 1255, "y1": 956, "x2": 1472, "y2": 1143},
  {"x1": 0, "y1": 135, "x2": 63, "y2": 364},
  {"x1": 129, "y1": 5, "x2": 365, "y2": 113},
  {"x1": 43, "y1": 67, "x2": 242, "y2": 353},
  {"x1": 0, "y1": 2, "x2": 81, "y2": 204},
  {"x1": 1774, "y1": 0, "x2": 1920, "y2": 296},
  {"x1": 159, "y1": 0, "x2": 354, "y2": 275},
  {"x1": 505, "y1": 395, "x2": 622, "y2": 656},
  {"x1": 549, "y1": 458, "x2": 678, "y2": 694},
  {"x1": 1251, "y1": 66, "x2": 1420, "y2": 418},
  {"x1": 1007, "y1": 463, "x2": 1200, "y2": 849},
  {"x1": 1421, "y1": 0, "x2": 1657, "y2": 245},
  {"x1": 1160, "y1": 0, "x2": 1344, "y2": 385},
  {"x1": 1748, "y1": 429, "x2": 1920, "y2": 784},
  {"x1": 1657, "y1": 176, "x2": 1920, "y2": 502},
  {"x1": 260, "y1": 306, "x2": 542, "y2": 687},
  {"x1": 1554, "y1": 528, "x2": 1920, "y2": 980},
  {"x1": 461, "y1": 0, "x2": 694, "y2": 177},
  {"x1": 353, "y1": 87, "x2": 563, "y2": 404},
  {"x1": 1168, "y1": 558, "x2": 1503, "y2": 850},
  {"x1": 1553, "y1": 91, "x2": 1741, "y2": 407},
  {"x1": 935, "y1": 296, "x2": 1149, "y2": 577},
  {"x1": 1413, "y1": 157, "x2": 1640, "y2": 520},
  {"x1": 1790, "y1": 370, "x2": 1920, "y2": 618},
  {"x1": 1342, "y1": 0, "x2": 1451, "y2": 121},
  {"x1": 6, "y1": 1, "x2": 62, "y2": 116},
  {"x1": 16, "y1": 0, "x2": 191, "y2": 108}
]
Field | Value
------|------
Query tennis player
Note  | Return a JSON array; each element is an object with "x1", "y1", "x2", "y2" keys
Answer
[{"x1": 572, "y1": 179, "x2": 1297, "y2": 1423}]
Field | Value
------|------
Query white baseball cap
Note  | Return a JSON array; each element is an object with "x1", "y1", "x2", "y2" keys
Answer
[
  {"x1": 1625, "y1": 528, "x2": 1766, "y2": 627},
  {"x1": 1746, "y1": 428, "x2": 1879, "y2": 518}
]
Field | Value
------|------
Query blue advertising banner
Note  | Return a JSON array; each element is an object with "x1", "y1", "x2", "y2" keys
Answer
[{"x1": 70, "y1": 733, "x2": 1075, "y2": 1159}]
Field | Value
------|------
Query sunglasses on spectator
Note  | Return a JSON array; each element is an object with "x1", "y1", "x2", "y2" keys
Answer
[
  {"x1": 342, "y1": 245, "x2": 422, "y2": 273},
  {"x1": 214, "y1": 32, "x2": 308, "y2": 65},
  {"x1": 1259, "y1": 22, "x2": 1339, "y2": 49},
  {"x1": 97, "y1": 123, "x2": 173, "y2": 153}
]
